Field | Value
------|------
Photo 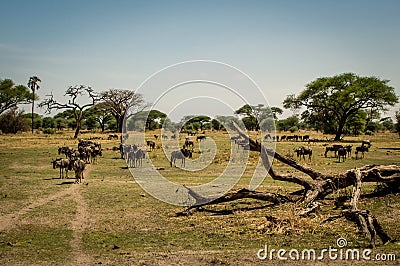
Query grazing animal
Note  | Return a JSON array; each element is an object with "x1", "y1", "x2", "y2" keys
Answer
[
  {"x1": 302, "y1": 135, "x2": 310, "y2": 141},
  {"x1": 146, "y1": 140, "x2": 156, "y2": 151},
  {"x1": 196, "y1": 135, "x2": 206, "y2": 142},
  {"x1": 362, "y1": 140, "x2": 371, "y2": 148},
  {"x1": 170, "y1": 148, "x2": 192, "y2": 167},
  {"x1": 154, "y1": 134, "x2": 158, "y2": 140},
  {"x1": 52, "y1": 158, "x2": 70, "y2": 179},
  {"x1": 187, "y1": 131, "x2": 197, "y2": 136},
  {"x1": 345, "y1": 145, "x2": 352, "y2": 157},
  {"x1": 355, "y1": 146, "x2": 369, "y2": 159},
  {"x1": 184, "y1": 139, "x2": 195, "y2": 148},
  {"x1": 171, "y1": 134, "x2": 177, "y2": 140},
  {"x1": 107, "y1": 134, "x2": 119, "y2": 140},
  {"x1": 237, "y1": 139, "x2": 250, "y2": 150},
  {"x1": 280, "y1": 135, "x2": 287, "y2": 141},
  {"x1": 264, "y1": 134, "x2": 271, "y2": 140},
  {"x1": 70, "y1": 159, "x2": 86, "y2": 184},
  {"x1": 295, "y1": 146, "x2": 312, "y2": 161},
  {"x1": 91, "y1": 149, "x2": 102, "y2": 164},
  {"x1": 162, "y1": 134, "x2": 168, "y2": 140},
  {"x1": 337, "y1": 147, "x2": 347, "y2": 162},
  {"x1": 134, "y1": 149, "x2": 146, "y2": 167},
  {"x1": 324, "y1": 144, "x2": 343, "y2": 157}
]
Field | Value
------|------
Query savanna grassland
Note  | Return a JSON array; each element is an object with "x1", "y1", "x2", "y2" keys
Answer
[{"x1": 0, "y1": 130, "x2": 399, "y2": 265}]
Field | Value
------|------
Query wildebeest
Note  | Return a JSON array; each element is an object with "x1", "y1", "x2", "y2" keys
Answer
[
  {"x1": 170, "y1": 148, "x2": 193, "y2": 167},
  {"x1": 362, "y1": 140, "x2": 371, "y2": 148},
  {"x1": 295, "y1": 146, "x2": 312, "y2": 161},
  {"x1": 162, "y1": 134, "x2": 168, "y2": 140},
  {"x1": 196, "y1": 135, "x2": 206, "y2": 142},
  {"x1": 154, "y1": 134, "x2": 158, "y2": 140},
  {"x1": 302, "y1": 135, "x2": 310, "y2": 141},
  {"x1": 355, "y1": 145, "x2": 369, "y2": 159},
  {"x1": 264, "y1": 134, "x2": 271, "y2": 140},
  {"x1": 280, "y1": 135, "x2": 287, "y2": 141},
  {"x1": 184, "y1": 139, "x2": 195, "y2": 149},
  {"x1": 187, "y1": 131, "x2": 197, "y2": 136},
  {"x1": 107, "y1": 134, "x2": 119, "y2": 140},
  {"x1": 146, "y1": 140, "x2": 156, "y2": 151},
  {"x1": 171, "y1": 134, "x2": 177, "y2": 140},
  {"x1": 337, "y1": 147, "x2": 347, "y2": 162},
  {"x1": 52, "y1": 158, "x2": 70, "y2": 179},
  {"x1": 70, "y1": 159, "x2": 86, "y2": 184},
  {"x1": 345, "y1": 145, "x2": 352, "y2": 157},
  {"x1": 324, "y1": 144, "x2": 343, "y2": 157},
  {"x1": 91, "y1": 149, "x2": 103, "y2": 164}
]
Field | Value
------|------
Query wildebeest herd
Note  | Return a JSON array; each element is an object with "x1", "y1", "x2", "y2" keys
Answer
[
  {"x1": 52, "y1": 139, "x2": 103, "y2": 184},
  {"x1": 51, "y1": 131, "x2": 375, "y2": 182}
]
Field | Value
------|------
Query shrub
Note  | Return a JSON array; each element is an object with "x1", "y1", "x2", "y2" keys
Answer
[{"x1": 43, "y1": 128, "x2": 56, "y2": 134}]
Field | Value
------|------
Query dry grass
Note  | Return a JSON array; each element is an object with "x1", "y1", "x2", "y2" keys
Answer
[{"x1": 0, "y1": 130, "x2": 399, "y2": 265}]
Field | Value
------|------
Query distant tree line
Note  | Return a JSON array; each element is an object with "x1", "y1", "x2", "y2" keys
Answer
[{"x1": 1, "y1": 73, "x2": 399, "y2": 138}]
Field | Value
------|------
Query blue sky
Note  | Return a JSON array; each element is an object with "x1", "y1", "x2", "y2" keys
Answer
[{"x1": 1, "y1": 0, "x2": 399, "y2": 120}]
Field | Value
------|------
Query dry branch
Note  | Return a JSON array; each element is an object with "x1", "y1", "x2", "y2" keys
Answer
[{"x1": 178, "y1": 121, "x2": 400, "y2": 246}]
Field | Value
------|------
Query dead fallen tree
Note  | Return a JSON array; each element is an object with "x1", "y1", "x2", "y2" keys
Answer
[{"x1": 177, "y1": 122, "x2": 400, "y2": 246}]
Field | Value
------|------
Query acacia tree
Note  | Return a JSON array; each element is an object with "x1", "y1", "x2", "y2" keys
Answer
[
  {"x1": 27, "y1": 76, "x2": 41, "y2": 133},
  {"x1": 396, "y1": 110, "x2": 400, "y2": 136},
  {"x1": 39, "y1": 85, "x2": 97, "y2": 138},
  {"x1": 283, "y1": 73, "x2": 398, "y2": 141},
  {"x1": 0, "y1": 79, "x2": 32, "y2": 115},
  {"x1": 235, "y1": 104, "x2": 282, "y2": 131},
  {"x1": 99, "y1": 89, "x2": 148, "y2": 133}
]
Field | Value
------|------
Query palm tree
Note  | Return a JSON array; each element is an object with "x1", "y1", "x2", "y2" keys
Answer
[{"x1": 27, "y1": 76, "x2": 41, "y2": 133}]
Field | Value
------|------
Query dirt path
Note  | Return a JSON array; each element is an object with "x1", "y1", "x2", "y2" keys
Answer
[
  {"x1": 0, "y1": 163, "x2": 94, "y2": 265},
  {"x1": 0, "y1": 184, "x2": 76, "y2": 231},
  {"x1": 69, "y1": 164, "x2": 94, "y2": 265}
]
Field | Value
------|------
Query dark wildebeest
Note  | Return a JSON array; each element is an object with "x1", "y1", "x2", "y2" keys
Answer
[
  {"x1": 108, "y1": 134, "x2": 118, "y2": 140},
  {"x1": 337, "y1": 147, "x2": 347, "y2": 162},
  {"x1": 280, "y1": 135, "x2": 287, "y2": 141},
  {"x1": 70, "y1": 159, "x2": 86, "y2": 184},
  {"x1": 286, "y1": 135, "x2": 295, "y2": 141},
  {"x1": 345, "y1": 145, "x2": 352, "y2": 157},
  {"x1": 264, "y1": 134, "x2": 272, "y2": 140},
  {"x1": 355, "y1": 146, "x2": 369, "y2": 159},
  {"x1": 52, "y1": 158, "x2": 70, "y2": 179},
  {"x1": 187, "y1": 131, "x2": 197, "y2": 136},
  {"x1": 196, "y1": 135, "x2": 206, "y2": 142},
  {"x1": 162, "y1": 134, "x2": 168, "y2": 140},
  {"x1": 324, "y1": 144, "x2": 343, "y2": 157},
  {"x1": 170, "y1": 148, "x2": 193, "y2": 167},
  {"x1": 295, "y1": 146, "x2": 312, "y2": 161},
  {"x1": 302, "y1": 135, "x2": 310, "y2": 142},
  {"x1": 146, "y1": 140, "x2": 156, "y2": 151},
  {"x1": 171, "y1": 134, "x2": 177, "y2": 140},
  {"x1": 91, "y1": 149, "x2": 102, "y2": 164},
  {"x1": 154, "y1": 134, "x2": 159, "y2": 140},
  {"x1": 362, "y1": 140, "x2": 371, "y2": 148},
  {"x1": 185, "y1": 139, "x2": 195, "y2": 149}
]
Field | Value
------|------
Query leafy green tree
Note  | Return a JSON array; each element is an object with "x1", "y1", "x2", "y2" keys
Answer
[
  {"x1": 283, "y1": 73, "x2": 398, "y2": 140},
  {"x1": 146, "y1": 110, "x2": 167, "y2": 130},
  {"x1": 42, "y1": 117, "x2": 55, "y2": 129},
  {"x1": 24, "y1": 113, "x2": 42, "y2": 129},
  {"x1": 380, "y1": 117, "x2": 394, "y2": 132},
  {"x1": 211, "y1": 119, "x2": 223, "y2": 130},
  {"x1": 276, "y1": 116, "x2": 300, "y2": 132},
  {"x1": 235, "y1": 104, "x2": 282, "y2": 131},
  {"x1": 0, "y1": 108, "x2": 30, "y2": 133},
  {"x1": 85, "y1": 104, "x2": 113, "y2": 132},
  {"x1": 0, "y1": 79, "x2": 32, "y2": 115},
  {"x1": 345, "y1": 110, "x2": 367, "y2": 136}
]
